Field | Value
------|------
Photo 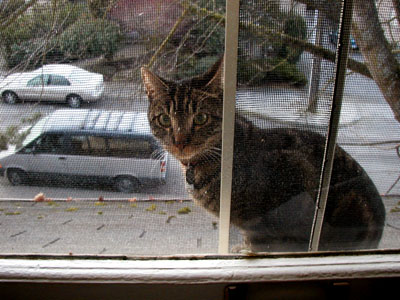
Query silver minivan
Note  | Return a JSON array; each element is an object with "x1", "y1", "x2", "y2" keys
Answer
[{"x1": 0, "y1": 109, "x2": 168, "y2": 193}]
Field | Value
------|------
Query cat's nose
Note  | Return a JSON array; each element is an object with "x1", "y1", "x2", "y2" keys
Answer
[{"x1": 174, "y1": 133, "x2": 189, "y2": 151}]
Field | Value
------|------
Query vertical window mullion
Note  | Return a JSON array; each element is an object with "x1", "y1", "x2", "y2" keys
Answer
[
  {"x1": 309, "y1": 0, "x2": 354, "y2": 251},
  {"x1": 218, "y1": 0, "x2": 240, "y2": 254}
]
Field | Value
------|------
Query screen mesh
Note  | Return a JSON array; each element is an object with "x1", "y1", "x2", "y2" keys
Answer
[{"x1": 0, "y1": 0, "x2": 398, "y2": 256}]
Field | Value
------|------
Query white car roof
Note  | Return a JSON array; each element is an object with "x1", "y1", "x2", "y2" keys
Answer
[
  {"x1": 35, "y1": 64, "x2": 90, "y2": 78},
  {"x1": 42, "y1": 109, "x2": 152, "y2": 136}
]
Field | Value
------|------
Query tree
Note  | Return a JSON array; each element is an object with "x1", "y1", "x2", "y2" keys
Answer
[
  {"x1": 296, "y1": 0, "x2": 400, "y2": 123},
  {"x1": 184, "y1": 0, "x2": 400, "y2": 124}
]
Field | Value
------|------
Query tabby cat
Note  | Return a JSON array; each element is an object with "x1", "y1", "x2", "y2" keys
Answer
[{"x1": 141, "y1": 58, "x2": 385, "y2": 252}]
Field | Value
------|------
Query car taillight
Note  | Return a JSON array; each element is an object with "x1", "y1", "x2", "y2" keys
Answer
[{"x1": 160, "y1": 161, "x2": 166, "y2": 172}]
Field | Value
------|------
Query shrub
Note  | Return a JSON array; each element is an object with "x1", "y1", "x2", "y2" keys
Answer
[
  {"x1": 4, "y1": 38, "x2": 64, "y2": 69},
  {"x1": 88, "y1": 0, "x2": 111, "y2": 18},
  {"x1": 0, "y1": 0, "x2": 25, "y2": 23},
  {"x1": 278, "y1": 14, "x2": 307, "y2": 63},
  {"x1": 0, "y1": 2, "x2": 123, "y2": 69},
  {"x1": 59, "y1": 17, "x2": 123, "y2": 60},
  {"x1": 238, "y1": 58, "x2": 307, "y2": 86}
]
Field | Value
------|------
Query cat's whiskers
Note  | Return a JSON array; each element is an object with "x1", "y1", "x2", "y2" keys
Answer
[
  {"x1": 196, "y1": 147, "x2": 221, "y2": 164},
  {"x1": 151, "y1": 148, "x2": 167, "y2": 160}
]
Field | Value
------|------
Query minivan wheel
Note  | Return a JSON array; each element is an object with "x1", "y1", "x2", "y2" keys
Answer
[
  {"x1": 67, "y1": 95, "x2": 82, "y2": 108},
  {"x1": 7, "y1": 169, "x2": 26, "y2": 186},
  {"x1": 114, "y1": 176, "x2": 140, "y2": 193},
  {"x1": 3, "y1": 91, "x2": 18, "y2": 104}
]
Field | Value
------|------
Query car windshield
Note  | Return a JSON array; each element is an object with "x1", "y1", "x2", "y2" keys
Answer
[{"x1": 21, "y1": 116, "x2": 49, "y2": 147}]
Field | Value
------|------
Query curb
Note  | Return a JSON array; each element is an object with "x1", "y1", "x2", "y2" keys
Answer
[{"x1": 239, "y1": 101, "x2": 361, "y2": 128}]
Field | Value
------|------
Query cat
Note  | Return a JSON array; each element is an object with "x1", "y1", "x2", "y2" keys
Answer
[{"x1": 141, "y1": 58, "x2": 386, "y2": 252}]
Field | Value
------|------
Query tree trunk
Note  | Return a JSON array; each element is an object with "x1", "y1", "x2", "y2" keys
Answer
[{"x1": 352, "y1": 0, "x2": 400, "y2": 123}]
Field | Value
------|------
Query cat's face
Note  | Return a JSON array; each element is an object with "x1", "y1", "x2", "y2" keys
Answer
[{"x1": 141, "y1": 59, "x2": 223, "y2": 164}]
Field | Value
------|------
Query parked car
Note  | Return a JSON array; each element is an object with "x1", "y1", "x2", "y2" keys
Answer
[
  {"x1": 0, "y1": 109, "x2": 168, "y2": 193},
  {"x1": 0, "y1": 64, "x2": 104, "y2": 108},
  {"x1": 329, "y1": 30, "x2": 358, "y2": 50}
]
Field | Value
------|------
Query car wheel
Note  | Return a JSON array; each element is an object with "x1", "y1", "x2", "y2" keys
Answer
[
  {"x1": 114, "y1": 176, "x2": 140, "y2": 193},
  {"x1": 67, "y1": 95, "x2": 82, "y2": 108},
  {"x1": 7, "y1": 169, "x2": 26, "y2": 186},
  {"x1": 2, "y1": 91, "x2": 18, "y2": 104}
]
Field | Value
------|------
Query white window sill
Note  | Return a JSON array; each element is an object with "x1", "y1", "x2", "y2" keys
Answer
[{"x1": 1, "y1": 252, "x2": 400, "y2": 284}]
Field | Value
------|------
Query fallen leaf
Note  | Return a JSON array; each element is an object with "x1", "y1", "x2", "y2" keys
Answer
[
  {"x1": 130, "y1": 203, "x2": 137, "y2": 208},
  {"x1": 65, "y1": 207, "x2": 78, "y2": 212},
  {"x1": 34, "y1": 193, "x2": 45, "y2": 202},
  {"x1": 129, "y1": 198, "x2": 137, "y2": 202},
  {"x1": 178, "y1": 207, "x2": 191, "y2": 214},
  {"x1": 146, "y1": 204, "x2": 157, "y2": 211},
  {"x1": 390, "y1": 206, "x2": 400, "y2": 213},
  {"x1": 95, "y1": 201, "x2": 106, "y2": 206},
  {"x1": 5, "y1": 211, "x2": 21, "y2": 216}
]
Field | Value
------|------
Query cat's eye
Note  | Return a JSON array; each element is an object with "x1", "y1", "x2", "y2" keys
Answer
[
  {"x1": 193, "y1": 113, "x2": 208, "y2": 125},
  {"x1": 158, "y1": 114, "x2": 171, "y2": 127}
]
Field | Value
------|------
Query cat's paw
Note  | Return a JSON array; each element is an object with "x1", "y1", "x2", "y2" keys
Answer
[{"x1": 230, "y1": 243, "x2": 252, "y2": 254}]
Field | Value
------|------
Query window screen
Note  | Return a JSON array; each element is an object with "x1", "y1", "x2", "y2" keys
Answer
[{"x1": 0, "y1": 0, "x2": 398, "y2": 257}]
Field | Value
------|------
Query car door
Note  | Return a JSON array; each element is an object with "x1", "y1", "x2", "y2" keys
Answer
[
  {"x1": 61, "y1": 135, "x2": 108, "y2": 179},
  {"x1": 25, "y1": 74, "x2": 51, "y2": 101},
  {"x1": 23, "y1": 133, "x2": 68, "y2": 179},
  {"x1": 47, "y1": 74, "x2": 71, "y2": 102}
]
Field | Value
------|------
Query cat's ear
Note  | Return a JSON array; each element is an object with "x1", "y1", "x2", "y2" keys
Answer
[
  {"x1": 204, "y1": 57, "x2": 224, "y2": 92},
  {"x1": 141, "y1": 67, "x2": 169, "y2": 101},
  {"x1": 191, "y1": 57, "x2": 224, "y2": 93}
]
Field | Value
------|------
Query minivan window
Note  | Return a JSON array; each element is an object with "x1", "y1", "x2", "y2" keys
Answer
[
  {"x1": 87, "y1": 136, "x2": 107, "y2": 156},
  {"x1": 69, "y1": 135, "x2": 88, "y2": 156},
  {"x1": 69, "y1": 135, "x2": 108, "y2": 156},
  {"x1": 108, "y1": 137, "x2": 153, "y2": 158},
  {"x1": 34, "y1": 134, "x2": 64, "y2": 154},
  {"x1": 21, "y1": 117, "x2": 49, "y2": 147}
]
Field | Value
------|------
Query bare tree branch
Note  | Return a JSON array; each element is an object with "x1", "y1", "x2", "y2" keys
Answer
[
  {"x1": 351, "y1": 0, "x2": 400, "y2": 123},
  {"x1": 0, "y1": 0, "x2": 39, "y2": 31},
  {"x1": 147, "y1": 7, "x2": 189, "y2": 68},
  {"x1": 392, "y1": 0, "x2": 400, "y2": 23},
  {"x1": 293, "y1": 0, "x2": 400, "y2": 123},
  {"x1": 181, "y1": 0, "x2": 372, "y2": 78}
]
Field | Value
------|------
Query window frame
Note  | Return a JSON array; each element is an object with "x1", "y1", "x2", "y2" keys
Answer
[{"x1": 0, "y1": 0, "x2": 399, "y2": 286}]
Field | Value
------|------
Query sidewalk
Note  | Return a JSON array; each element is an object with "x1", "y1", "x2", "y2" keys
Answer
[{"x1": 0, "y1": 195, "x2": 399, "y2": 256}]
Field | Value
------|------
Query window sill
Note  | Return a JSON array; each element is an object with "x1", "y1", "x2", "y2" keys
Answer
[{"x1": 1, "y1": 251, "x2": 400, "y2": 284}]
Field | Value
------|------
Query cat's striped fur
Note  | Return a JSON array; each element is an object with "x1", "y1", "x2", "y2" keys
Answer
[{"x1": 141, "y1": 59, "x2": 385, "y2": 252}]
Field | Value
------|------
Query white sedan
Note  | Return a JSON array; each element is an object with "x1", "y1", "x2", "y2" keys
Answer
[{"x1": 0, "y1": 64, "x2": 104, "y2": 108}]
